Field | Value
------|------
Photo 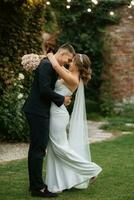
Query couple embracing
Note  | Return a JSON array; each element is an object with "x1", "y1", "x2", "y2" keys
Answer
[{"x1": 22, "y1": 43, "x2": 102, "y2": 198}]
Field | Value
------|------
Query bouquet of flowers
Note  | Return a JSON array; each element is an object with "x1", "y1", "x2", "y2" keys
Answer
[{"x1": 21, "y1": 54, "x2": 46, "y2": 71}]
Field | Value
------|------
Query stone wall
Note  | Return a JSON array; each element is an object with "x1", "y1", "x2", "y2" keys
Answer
[{"x1": 101, "y1": 6, "x2": 134, "y2": 104}]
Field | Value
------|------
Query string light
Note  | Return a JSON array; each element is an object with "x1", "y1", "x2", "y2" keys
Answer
[
  {"x1": 109, "y1": 11, "x2": 115, "y2": 16},
  {"x1": 87, "y1": 8, "x2": 92, "y2": 13},
  {"x1": 66, "y1": 5, "x2": 71, "y2": 9},
  {"x1": 45, "y1": 1, "x2": 132, "y2": 16},
  {"x1": 91, "y1": 0, "x2": 98, "y2": 5},
  {"x1": 66, "y1": 0, "x2": 71, "y2": 9},
  {"x1": 46, "y1": 1, "x2": 50, "y2": 5}
]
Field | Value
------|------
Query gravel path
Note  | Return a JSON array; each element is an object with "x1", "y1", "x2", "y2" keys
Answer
[
  {"x1": 88, "y1": 121, "x2": 114, "y2": 143},
  {"x1": 0, "y1": 121, "x2": 115, "y2": 163}
]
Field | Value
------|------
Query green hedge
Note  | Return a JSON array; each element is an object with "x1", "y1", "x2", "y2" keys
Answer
[{"x1": 0, "y1": 0, "x2": 45, "y2": 141}]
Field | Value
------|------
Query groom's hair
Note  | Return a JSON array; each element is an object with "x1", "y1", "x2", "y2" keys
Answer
[{"x1": 58, "y1": 43, "x2": 76, "y2": 56}]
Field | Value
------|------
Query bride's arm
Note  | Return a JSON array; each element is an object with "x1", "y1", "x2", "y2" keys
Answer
[{"x1": 47, "y1": 53, "x2": 78, "y2": 86}]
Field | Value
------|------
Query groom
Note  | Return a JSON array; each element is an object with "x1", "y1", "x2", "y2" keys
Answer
[{"x1": 22, "y1": 43, "x2": 75, "y2": 198}]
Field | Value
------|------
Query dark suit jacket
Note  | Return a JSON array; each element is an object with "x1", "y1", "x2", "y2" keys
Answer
[{"x1": 22, "y1": 58, "x2": 64, "y2": 118}]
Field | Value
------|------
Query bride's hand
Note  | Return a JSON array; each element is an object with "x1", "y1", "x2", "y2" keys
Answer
[
  {"x1": 47, "y1": 53, "x2": 60, "y2": 68},
  {"x1": 47, "y1": 52, "x2": 54, "y2": 59}
]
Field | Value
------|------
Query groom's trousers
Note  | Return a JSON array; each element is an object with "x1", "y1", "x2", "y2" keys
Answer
[{"x1": 25, "y1": 113, "x2": 49, "y2": 190}]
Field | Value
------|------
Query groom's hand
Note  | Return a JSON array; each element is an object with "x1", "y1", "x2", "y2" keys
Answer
[{"x1": 64, "y1": 96, "x2": 72, "y2": 106}]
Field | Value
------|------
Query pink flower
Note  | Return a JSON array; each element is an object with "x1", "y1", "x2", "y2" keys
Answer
[{"x1": 21, "y1": 54, "x2": 45, "y2": 71}]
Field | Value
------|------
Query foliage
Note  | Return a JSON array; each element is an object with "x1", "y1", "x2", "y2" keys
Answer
[
  {"x1": 0, "y1": 0, "x2": 131, "y2": 141},
  {"x1": 0, "y1": 0, "x2": 45, "y2": 141},
  {"x1": 100, "y1": 103, "x2": 134, "y2": 132},
  {"x1": 100, "y1": 92, "x2": 115, "y2": 115},
  {"x1": 0, "y1": 0, "x2": 44, "y2": 93},
  {"x1": 0, "y1": 74, "x2": 29, "y2": 141},
  {"x1": 120, "y1": 103, "x2": 134, "y2": 117},
  {"x1": 101, "y1": 115, "x2": 134, "y2": 133},
  {"x1": 87, "y1": 112, "x2": 105, "y2": 121},
  {"x1": 45, "y1": 0, "x2": 129, "y2": 105}
]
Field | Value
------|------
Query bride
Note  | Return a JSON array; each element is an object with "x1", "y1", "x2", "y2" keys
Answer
[{"x1": 45, "y1": 53, "x2": 102, "y2": 193}]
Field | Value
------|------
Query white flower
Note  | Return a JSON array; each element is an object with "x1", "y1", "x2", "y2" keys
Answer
[
  {"x1": 18, "y1": 73, "x2": 25, "y2": 80},
  {"x1": 19, "y1": 85, "x2": 24, "y2": 89},
  {"x1": 17, "y1": 93, "x2": 23, "y2": 99}
]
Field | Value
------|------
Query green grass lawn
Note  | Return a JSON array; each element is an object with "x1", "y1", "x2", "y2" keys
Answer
[
  {"x1": 100, "y1": 116, "x2": 134, "y2": 133},
  {"x1": 0, "y1": 134, "x2": 134, "y2": 200},
  {"x1": 87, "y1": 111, "x2": 134, "y2": 134}
]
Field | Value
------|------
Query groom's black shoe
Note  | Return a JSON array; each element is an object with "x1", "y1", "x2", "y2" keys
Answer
[
  {"x1": 29, "y1": 184, "x2": 47, "y2": 192},
  {"x1": 31, "y1": 188, "x2": 58, "y2": 198}
]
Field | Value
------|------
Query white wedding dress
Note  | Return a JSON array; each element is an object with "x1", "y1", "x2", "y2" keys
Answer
[{"x1": 45, "y1": 79, "x2": 102, "y2": 193}]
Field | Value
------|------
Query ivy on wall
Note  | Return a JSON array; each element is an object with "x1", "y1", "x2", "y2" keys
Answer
[
  {"x1": 44, "y1": 0, "x2": 130, "y2": 104},
  {"x1": 0, "y1": 0, "x2": 44, "y2": 92},
  {"x1": 0, "y1": 0, "x2": 45, "y2": 141}
]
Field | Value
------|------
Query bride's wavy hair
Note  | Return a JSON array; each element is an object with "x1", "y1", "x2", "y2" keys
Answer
[{"x1": 73, "y1": 54, "x2": 92, "y2": 84}]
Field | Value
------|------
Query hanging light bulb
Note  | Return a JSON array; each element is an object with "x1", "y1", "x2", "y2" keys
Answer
[
  {"x1": 87, "y1": 8, "x2": 92, "y2": 13},
  {"x1": 67, "y1": 0, "x2": 71, "y2": 2},
  {"x1": 66, "y1": 5, "x2": 71, "y2": 9},
  {"x1": 91, "y1": 0, "x2": 98, "y2": 5},
  {"x1": 46, "y1": 1, "x2": 50, "y2": 5},
  {"x1": 109, "y1": 11, "x2": 115, "y2": 16}
]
